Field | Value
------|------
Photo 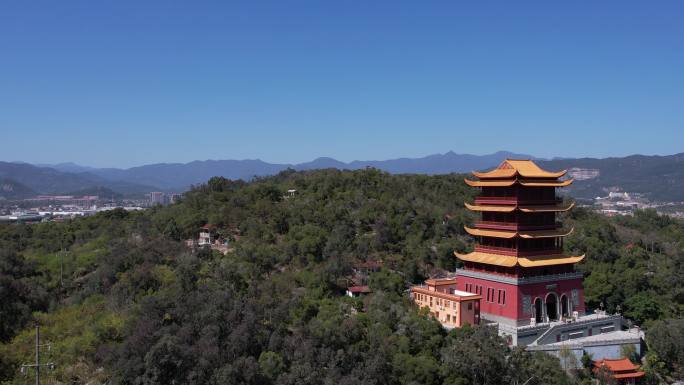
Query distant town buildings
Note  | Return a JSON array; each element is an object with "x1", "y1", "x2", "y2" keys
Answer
[
  {"x1": 593, "y1": 191, "x2": 650, "y2": 216},
  {"x1": 147, "y1": 192, "x2": 183, "y2": 206},
  {"x1": 0, "y1": 194, "x2": 147, "y2": 223},
  {"x1": 169, "y1": 193, "x2": 183, "y2": 204},
  {"x1": 148, "y1": 192, "x2": 168, "y2": 206},
  {"x1": 578, "y1": 188, "x2": 684, "y2": 218}
]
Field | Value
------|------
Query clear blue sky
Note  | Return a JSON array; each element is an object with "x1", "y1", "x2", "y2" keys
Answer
[{"x1": 1, "y1": 0, "x2": 682, "y2": 168}]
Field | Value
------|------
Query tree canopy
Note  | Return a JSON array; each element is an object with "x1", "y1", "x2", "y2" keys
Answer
[{"x1": 0, "y1": 168, "x2": 682, "y2": 384}]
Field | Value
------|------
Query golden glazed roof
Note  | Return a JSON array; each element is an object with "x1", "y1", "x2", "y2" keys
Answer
[
  {"x1": 464, "y1": 178, "x2": 573, "y2": 187},
  {"x1": 465, "y1": 202, "x2": 575, "y2": 213},
  {"x1": 518, "y1": 228, "x2": 574, "y2": 238},
  {"x1": 517, "y1": 254, "x2": 585, "y2": 267},
  {"x1": 455, "y1": 251, "x2": 585, "y2": 267},
  {"x1": 464, "y1": 179, "x2": 517, "y2": 187},
  {"x1": 472, "y1": 159, "x2": 567, "y2": 179},
  {"x1": 464, "y1": 202, "x2": 517, "y2": 212},
  {"x1": 518, "y1": 202, "x2": 575, "y2": 212},
  {"x1": 464, "y1": 226, "x2": 574, "y2": 239},
  {"x1": 464, "y1": 227, "x2": 517, "y2": 239},
  {"x1": 454, "y1": 251, "x2": 518, "y2": 267}
]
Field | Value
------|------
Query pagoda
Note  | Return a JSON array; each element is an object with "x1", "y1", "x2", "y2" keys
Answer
[{"x1": 455, "y1": 159, "x2": 586, "y2": 340}]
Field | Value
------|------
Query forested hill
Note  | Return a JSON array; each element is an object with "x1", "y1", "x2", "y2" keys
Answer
[
  {"x1": 1, "y1": 169, "x2": 684, "y2": 385},
  {"x1": 540, "y1": 153, "x2": 684, "y2": 201}
]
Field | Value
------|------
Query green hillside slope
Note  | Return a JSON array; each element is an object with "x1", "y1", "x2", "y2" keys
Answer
[{"x1": 0, "y1": 169, "x2": 683, "y2": 384}]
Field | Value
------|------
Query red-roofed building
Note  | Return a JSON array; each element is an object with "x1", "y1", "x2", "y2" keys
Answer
[
  {"x1": 346, "y1": 285, "x2": 371, "y2": 297},
  {"x1": 593, "y1": 358, "x2": 645, "y2": 385}
]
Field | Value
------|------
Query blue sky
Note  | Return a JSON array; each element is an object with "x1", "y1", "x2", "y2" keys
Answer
[{"x1": 1, "y1": 0, "x2": 682, "y2": 168}]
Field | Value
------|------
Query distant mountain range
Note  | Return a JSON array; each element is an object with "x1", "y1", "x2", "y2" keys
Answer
[
  {"x1": 34, "y1": 150, "x2": 535, "y2": 191},
  {"x1": 1, "y1": 151, "x2": 531, "y2": 199},
  {"x1": 540, "y1": 153, "x2": 684, "y2": 202},
  {"x1": 3, "y1": 151, "x2": 684, "y2": 202},
  {"x1": 0, "y1": 162, "x2": 157, "y2": 200}
]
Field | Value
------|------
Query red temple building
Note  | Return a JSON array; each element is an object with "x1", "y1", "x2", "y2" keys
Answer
[
  {"x1": 455, "y1": 159, "x2": 585, "y2": 334},
  {"x1": 410, "y1": 159, "x2": 644, "y2": 360}
]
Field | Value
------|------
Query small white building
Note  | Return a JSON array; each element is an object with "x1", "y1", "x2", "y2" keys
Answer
[{"x1": 199, "y1": 225, "x2": 214, "y2": 246}]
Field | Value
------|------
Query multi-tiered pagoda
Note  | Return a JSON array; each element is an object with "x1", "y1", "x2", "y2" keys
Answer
[{"x1": 455, "y1": 159, "x2": 586, "y2": 337}]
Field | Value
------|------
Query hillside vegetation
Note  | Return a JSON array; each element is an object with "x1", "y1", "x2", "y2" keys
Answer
[
  {"x1": 541, "y1": 153, "x2": 684, "y2": 201},
  {"x1": 1, "y1": 169, "x2": 684, "y2": 385}
]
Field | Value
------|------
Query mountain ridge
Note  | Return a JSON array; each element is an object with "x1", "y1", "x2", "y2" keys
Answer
[
  {"x1": 7, "y1": 151, "x2": 684, "y2": 201},
  {"x1": 0, "y1": 162, "x2": 159, "y2": 199},
  {"x1": 42, "y1": 150, "x2": 535, "y2": 190}
]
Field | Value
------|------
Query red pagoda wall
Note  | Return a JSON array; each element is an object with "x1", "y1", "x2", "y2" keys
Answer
[{"x1": 457, "y1": 274, "x2": 586, "y2": 322}]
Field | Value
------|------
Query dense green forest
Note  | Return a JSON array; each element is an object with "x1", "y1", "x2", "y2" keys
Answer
[{"x1": 1, "y1": 169, "x2": 684, "y2": 385}]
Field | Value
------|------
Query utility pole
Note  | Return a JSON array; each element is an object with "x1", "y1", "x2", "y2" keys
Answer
[
  {"x1": 20, "y1": 326, "x2": 55, "y2": 385},
  {"x1": 60, "y1": 248, "x2": 64, "y2": 288}
]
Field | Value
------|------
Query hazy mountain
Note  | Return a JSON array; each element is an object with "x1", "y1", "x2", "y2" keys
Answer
[
  {"x1": 540, "y1": 153, "x2": 684, "y2": 201},
  {"x1": 65, "y1": 186, "x2": 124, "y2": 199},
  {"x1": 0, "y1": 178, "x2": 36, "y2": 200},
  {"x1": 0, "y1": 162, "x2": 157, "y2": 198},
  {"x1": 56, "y1": 151, "x2": 533, "y2": 190},
  {"x1": 86, "y1": 159, "x2": 292, "y2": 190},
  {"x1": 37, "y1": 162, "x2": 98, "y2": 174},
  {"x1": 25, "y1": 151, "x2": 684, "y2": 202},
  {"x1": 346, "y1": 151, "x2": 536, "y2": 174},
  {"x1": 296, "y1": 157, "x2": 350, "y2": 170}
]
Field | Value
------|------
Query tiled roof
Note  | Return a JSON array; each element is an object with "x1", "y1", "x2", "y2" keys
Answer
[
  {"x1": 347, "y1": 285, "x2": 371, "y2": 293},
  {"x1": 594, "y1": 357, "x2": 641, "y2": 372},
  {"x1": 472, "y1": 159, "x2": 567, "y2": 179},
  {"x1": 455, "y1": 251, "x2": 585, "y2": 267}
]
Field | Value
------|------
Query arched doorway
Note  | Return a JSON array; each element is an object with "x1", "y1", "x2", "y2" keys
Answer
[
  {"x1": 534, "y1": 297, "x2": 543, "y2": 323},
  {"x1": 560, "y1": 294, "x2": 570, "y2": 318},
  {"x1": 545, "y1": 293, "x2": 559, "y2": 321}
]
